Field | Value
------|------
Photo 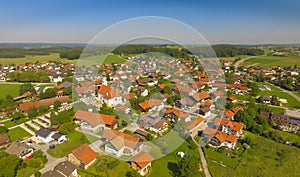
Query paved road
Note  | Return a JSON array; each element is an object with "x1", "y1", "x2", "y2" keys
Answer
[
  {"x1": 267, "y1": 81, "x2": 300, "y2": 103},
  {"x1": 233, "y1": 56, "x2": 257, "y2": 69}
]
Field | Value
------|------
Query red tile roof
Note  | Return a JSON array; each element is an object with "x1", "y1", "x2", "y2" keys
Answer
[
  {"x1": 138, "y1": 99, "x2": 162, "y2": 111},
  {"x1": 130, "y1": 152, "x2": 154, "y2": 169},
  {"x1": 73, "y1": 110, "x2": 117, "y2": 127},
  {"x1": 214, "y1": 118, "x2": 243, "y2": 132},
  {"x1": 192, "y1": 91, "x2": 210, "y2": 101},
  {"x1": 19, "y1": 96, "x2": 70, "y2": 112},
  {"x1": 71, "y1": 144, "x2": 97, "y2": 165},
  {"x1": 187, "y1": 117, "x2": 204, "y2": 130},
  {"x1": 214, "y1": 131, "x2": 237, "y2": 143},
  {"x1": 98, "y1": 85, "x2": 120, "y2": 99},
  {"x1": 163, "y1": 108, "x2": 190, "y2": 119}
]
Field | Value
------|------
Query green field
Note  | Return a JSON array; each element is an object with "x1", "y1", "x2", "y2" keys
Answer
[
  {"x1": 76, "y1": 55, "x2": 127, "y2": 66},
  {"x1": 205, "y1": 131, "x2": 300, "y2": 177},
  {"x1": 241, "y1": 55, "x2": 300, "y2": 67},
  {"x1": 259, "y1": 90, "x2": 300, "y2": 108},
  {"x1": 149, "y1": 140, "x2": 204, "y2": 177},
  {"x1": 8, "y1": 127, "x2": 31, "y2": 141},
  {"x1": 79, "y1": 155, "x2": 134, "y2": 177},
  {"x1": 0, "y1": 53, "x2": 60, "y2": 65},
  {"x1": 47, "y1": 131, "x2": 90, "y2": 158},
  {"x1": 0, "y1": 84, "x2": 21, "y2": 98}
]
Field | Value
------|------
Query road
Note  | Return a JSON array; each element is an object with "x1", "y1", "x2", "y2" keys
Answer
[
  {"x1": 267, "y1": 81, "x2": 300, "y2": 103},
  {"x1": 233, "y1": 56, "x2": 257, "y2": 69}
]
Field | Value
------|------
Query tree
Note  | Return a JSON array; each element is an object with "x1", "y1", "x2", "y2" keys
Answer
[
  {"x1": 177, "y1": 157, "x2": 199, "y2": 177},
  {"x1": 54, "y1": 100, "x2": 62, "y2": 109},
  {"x1": 11, "y1": 112, "x2": 25, "y2": 121},
  {"x1": 63, "y1": 87, "x2": 72, "y2": 95},
  {"x1": 40, "y1": 88, "x2": 58, "y2": 99},
  {"x1": 28, "y1": 107, "x2": 38, "y2": 118},
  {"x1": 39, "y1": 106, "x2": 49, "y2": 114},
  {"x1": 0, "y1": 152, "x2": 22, "y2": 177},
  {"x1": 163, "y1": 86, "x2": 173, "y2": 94},
  {"x1": 0, "y1": 126, "x2": 8, "y2": 134},
  {"x1": 19, "y1": 83, "x2": 36, "y2": 96},
  {"x1": 125, "y1": 171, "x2": 141, "y2": 177}
]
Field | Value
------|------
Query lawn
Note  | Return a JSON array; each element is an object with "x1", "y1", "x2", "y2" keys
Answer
[
  {"x1": 79, "y1": 155, "x2": 134, "y2": 177},
  {"x1": 205, "y1": 131, "x2": 300, "y2": 177},
  {"x1": 47, "y1": 131, "x2": 90, "y2": 158},
  {"x1": 0, "y1": 53, "x2": 60, "y2": 65},
  {"x1": 259, "y1": 90, "x2": 300, "y2": 108},
  {"x1": 241, "y1": 55, "x2": 300, "y2": 67},
  {"x1": 4, "y1": 118, "x2": 29, "y2": 128},
  {"x1": 0, "y1": 84, "x2": 21, "y2": 98},
  {"x1": 149, "y1": 140, "x2": 204, "y2": 177},
  {"x1": 8, "y1": 127, "x2": 32, "y2": 141}
]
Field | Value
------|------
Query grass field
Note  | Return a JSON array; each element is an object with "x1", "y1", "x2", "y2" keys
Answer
[
  {"x1": 4, "y1": 118, "x2": 29, "y2": 128},
  {"x1": 0, "y1": 53, "x2": 60, "y2": 65},
  {"x1": 205, "y1": 131, "x2": 300, "y2": 177},
  {"x1": 259, "y1": 90, "x2": 300, "y2": 108},
  {"x1": 8, "y1": 127, "x2": 31, "y2": 141},
  {"x1": 47, "y1": 131, "x2": 90, "y2": 158},
  {"x1": 0, "y1": 84, "x2": 21, "y2": 98},
  {"x1": 79, "y1": 155, "x2": 134, "y2": 177},
  {"x1": 241, "y1": 55, "x2": 300, "y2": 67},
  {"x1": 149, "y1": 140, "x2": 204, "y2": 177},
  {"x1": 76, "y1": 55, "x2": 127, "y2": 66}
]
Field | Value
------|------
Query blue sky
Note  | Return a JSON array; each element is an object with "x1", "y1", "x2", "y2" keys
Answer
[{"x1": 0, "y1": 0, "x2": 300, "y2": 44}]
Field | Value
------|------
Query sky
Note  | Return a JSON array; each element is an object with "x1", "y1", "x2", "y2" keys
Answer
[{"x1": 0, "y1": 0, "x2": 300, "y2": 44}]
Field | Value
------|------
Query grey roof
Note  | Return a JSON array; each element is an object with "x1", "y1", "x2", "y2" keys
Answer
[
  {"x1": 5, "y1": 141, "x2": 30, "y2": 156},
  {"x1": 54, "y1": 161, "x2": 77, "y2": 176},
  {"x1": 52, "y1": 133, "x2": 64, "y2": 141},
  {"x1": 36, "y1": 128, "x2": 53, "y2": 138},
  {"x1": 41, "y1": 170, "x2": 64, "y2": 177}
]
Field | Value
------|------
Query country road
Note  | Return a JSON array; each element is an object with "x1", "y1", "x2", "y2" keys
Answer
[{"x1": 233, "y1": 56, "x2": 257, "y2": 69}]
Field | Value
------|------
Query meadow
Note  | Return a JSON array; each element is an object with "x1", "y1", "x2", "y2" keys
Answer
[
  {"x1": 205, "y1": 131, "x2": 300, "y2": 177},
  {"x1": 0, "y1": 84, "x2": 21, "y2": 98},
  {"x1": 241, "y1": 55, "x2": 300, "y2": 67},
  {"x1": 0, "y1": 53, "x2": 60, "y2": 65}
]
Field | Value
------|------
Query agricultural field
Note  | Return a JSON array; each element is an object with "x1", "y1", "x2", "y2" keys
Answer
[
  {"x1": 72, "y1": 54, "x2": 127, "y2": 66},
  {"x1": 205, "y1": 131, "x2": 300, "y2": 177},
  {"x1": 0, "y1": 83, "x2": 20, "y2": 98},
  {"x1": 0, "y1": 53, "x2": 60, "y2": 65},
  {"x1": 241, "y1": 55, "x2": 300, "y2": 67}
]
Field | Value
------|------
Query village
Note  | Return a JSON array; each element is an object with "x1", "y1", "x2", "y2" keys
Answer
[{"x1": 0, "y1": 50, "x2": 299, "y2": 177}]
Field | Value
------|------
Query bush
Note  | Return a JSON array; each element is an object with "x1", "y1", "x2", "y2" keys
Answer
[
  {"x1": 96, "y1": 163, "x2": 107, "y2": 172},
  {"x1": 107, "y1": 160, "x2": 120, "y2": 169},
  {"x1": 34, "y1": 171, "x2": 41, "y2": 177},
  {"x1": 27, "y1": 159, "x2": 41, "y2": 168}
]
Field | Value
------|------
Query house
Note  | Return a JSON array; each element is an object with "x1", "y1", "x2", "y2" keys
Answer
[
  {"x1": 191, "y1": 91, "x2": 210, "y2": 103},
  {"x1": 137, "y1": 86, "x2": 149, "y2": 97},
  {"x1": 134, "y1": 130, "x2": 149, "y2": 139},
  {"x1": 222, "y1": 110, "x2": 235, "y2": 120},
  {"x1": 56, "y1": 81, "x2": 72, "y2": 90},
  {"x1": 174, "y1": 85, "x2": 196, "y2": 96},
  {"x1": 149, "y1": 118, "x2": 169, "y2": 135},
  {"x1": 42, "y1": 161, "x2": 78, "y2": 177},
  {"x1": 0, "y1": 133, "x2": 10, "y2": 146},
  {"x1": 261, "y1": 95, "x2": 272, "y2": 104},
  {"x1": 197, "y1": 107, "x2": 211, "y2": 118},
  {"x1": 138, "y1": 99, "x2": 164, "y2": 112},
  {"x1": 210, "y1": 130, "x2": 237, "y2": 149},
  {"x1": 214, "y1": 118, "x2": 243, "y2": 136},
  {"x1": 114, "y1": 104, "x2": 131, "y2": 114},
  {"x1": 97, "y1": 85, "x2": 123, "y2": 107},
  {"x1": 231, "y1": 106, "x2": 244, "y2": 114},
  {"x1": 102, "y1": 129, "x2": 143, "y2": 157},
  {"x1": 201, "y1": 127, "x2": 237, "y2": 149},
  {"x1": 35, "y1": 128, "x2": 67, "y2": 143},
  {"x1": 228, "y1": 96, "x2": 238, "y2": 103},
  {"x1": 6, "y1": 141, "x2": 34, "y2": 159},
  {"x1": 130, "y1": 152, "x2": 154, "y2": 176},
  {"x1": 68, "y1": 144, "x2": 97, "y2": 169},
  {"x1": 73, "y1": 110, "x2": 118, "y2": 133},
  {"x1": 19, "y1": 96, "x2": 70, "y2": 112},
  {"x1": 36, "y1": 128, "x2": 56, "y2": 143},
  {"x1": 52, "y1": 132, "x2": 67, "y2": 144},
  {"x1": 187, "y1": 117, "x2": 204, "y2": 132},
  {"x1": 163, "y1": 108, "x2": 191, "y2": 122},
  {"x1": 211, "y1": 91, "x2": 224, "y2": 100}
]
